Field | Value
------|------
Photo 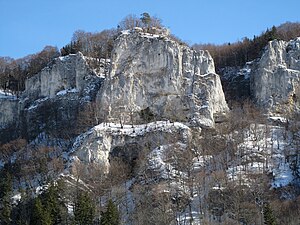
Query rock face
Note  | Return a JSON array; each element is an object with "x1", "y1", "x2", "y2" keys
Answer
[
  {"x1": 0, "y1": 93, "x2": 20, "y2": 142},
  {"x1": 71, "y1": 121, "x2": 190, "y2": 172},
  {"x1": 0, "y1": 29, "x2": 228, "y2": 145},
  {"x1": 0, "y1": 53, "x2": 104, "y2": 141},
  {"x1": 24, "y1": 52, "x2": 102, "y2": 100},
  {"x1": 21, "y1": 53, "x2": 104, "y2": 139},
  {"x1": 0, "y1": 97, "x2": 18, "y2": 128},
  {"x1": 97, "y1": 30, "x2": 228, "y2": 127},
  {"x1": 251, "y1": 38, "x2": 300, "y2": 111}
]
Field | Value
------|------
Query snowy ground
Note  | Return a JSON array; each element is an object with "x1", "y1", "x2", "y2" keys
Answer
[
  {"x1": 72, "y1": 121, "x2": 190, "y2": 152},
  {"x1": 83, "y1": 121, "x2": 295, "y2": 224},
  {"x1": 165, "y1": 123, "x2": 295, "y2": 224},
  {"x1": 5, "y1": 119, "x2": 297, "y2": 224},
  {"x1": 225, "y1": 124, "x2": 293, "y2": 187},
  {"x1": 56, "y1": 88, "x2": 78, "y2": 96},
  {"x1": 0, "y1": 89, "x2": 17, "y2": 99},
  {"x1": 28, "y1": 97, "x2": 49, "y2": 110},
  {"x1": 94, "y1": 121, "x2": 189, "y2": 137}
]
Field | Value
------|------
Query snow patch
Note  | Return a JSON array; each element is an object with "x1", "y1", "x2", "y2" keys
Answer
[
  {"x1": 269, "y1": 116, "x2": 287, "y2": 124},
  {"x1": 56, "y1": 88, "x2": 78, "y2": 96},
  {"x1": 28, "y1": 97, "x2": 49, "y2": 110},
  {"x1": 93, "y1": 121, "x2": 189, "y2": 137},
  {"x1": 12, "y1": 193, "x2": 22, "y2": 205},
  {"x1": 121, "y1": 30, "x2": 130, "y2": 35},
  {"x1": 0, "y1": 89, "x2": 17, "y2": 99},
  {"x1": 140, "y1": 33, "x2": 160, "y2": 39},
  {"x1": 58, "y1": 54, "x2": 76, "y2": 61},
  {"x1": 67, "y1": 203, "x2": 74, "y2": 215},
  {"x1": 272, "y1": 159, "x2": 294, "y2": 188}
]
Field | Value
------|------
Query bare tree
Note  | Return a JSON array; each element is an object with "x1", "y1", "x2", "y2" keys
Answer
[{"x1": 118, "y1": 14, "x2": 142, "y2": 30}]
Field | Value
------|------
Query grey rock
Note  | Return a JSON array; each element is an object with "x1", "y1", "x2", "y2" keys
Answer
[
  {"x1": 24, "y1": 52, "x2": 103, "y2": 100},
  {"x1": 251, "y1": 38, "x2": 300, "y2": 112},
  {"x1": 97, "y1": 30, "x2": 228, "y2": 128},
  {"x1": 0, "y1": 96, "x2": 20, "y2": 143},
  {"x1": 71, "y1": 121, "x2": 191, "y2": 172},
  {"x1": 20, "y1": 53, "x2": 104, "y2": 140},
  {"x1": 0, "y1": 97, "x2": 19, "y2": 129},
  {"x1": 0, "y1": 53, "x2": 104, "y2": 142}
]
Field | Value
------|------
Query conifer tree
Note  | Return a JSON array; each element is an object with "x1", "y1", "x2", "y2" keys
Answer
[
  {"x1": 0, "y1": 196, "x2": 12, "y2": 225},
  {"x1": 74, "y1": 191, "x2": 95, "y2": 225},
  {"x1": 263, "y1": 202, "x2": 276, "y2": 225},
  {"x1": 140, "y1": 12, "x2": 151, "y2": 29},
  {"x1": 31, "y1": 197, "x2": 52, "y2": 225},
  {"x1": 100, "y1": 199, "x2": 120, "y2": 225},
  {"x1": 0, "y1": 170, "x2": 12, "y2": 224},
  {"x1": 12, "y1": 188, "x2": 31, "y2": 225},
  {"x1": 30, "y1": 182, "x2": 66, "y2": 225},
  {"x1": 44, "y1": 183, "x2": 62, "y2": 224}
]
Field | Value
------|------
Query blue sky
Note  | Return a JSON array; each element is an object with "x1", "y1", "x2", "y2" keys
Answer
[{"x1": 0, "y1": 0, "x2": 299, "y2": 59}]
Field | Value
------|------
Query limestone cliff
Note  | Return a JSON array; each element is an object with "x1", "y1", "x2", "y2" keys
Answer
[
  {"x1": 71, "y1": 121, "x2": 191, "y2": 173},
  {"x1": 0, "y1": 95, "x2": 18, "y2": 129},
  {"x1": 24, "y1": 52, "x2": 103, "y2": 100},
  {"x1": 21, "y1": 53, "x2": 104, "y2": 139},
  {"x1": 250, "y1": 38, "x2": 300, "y2": 112},
  {"x1": 0, "y1": 92, "x2": 20, "y2": 142},
  {"x1": 0, "y1": 29, "x2": 228, "y2": 144},
  {"x1": 0, "y1": 53, "x2": 104, "y2": 141},
  {"x1": 97, "y1": 30, "x2": 228, "y2": 128}
]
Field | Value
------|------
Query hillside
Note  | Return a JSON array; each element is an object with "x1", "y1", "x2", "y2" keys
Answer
[{"x1": 1, "y1": 21, "x2": 300, "y2": 224}]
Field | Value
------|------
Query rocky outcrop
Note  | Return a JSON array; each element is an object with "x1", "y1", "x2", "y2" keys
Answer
[
  {"x1": 0, "y1": 29, "x2": 228, "y2": 144},
  {"x1": 19, "y1": 53, "x2": 105, "y2": 140},
  {"x1": 24, "y1": 52, "x2": 104, "y2": 100},
  {"x1": 21, "y1": 54, "x2": 105, "y2": 140},
  {"x1": 0, "y1": 93, "x2": 20, "y2": 142},
  {"x1": 0, "y1": 96, "x2": 19, "y2": 128},
  {"x1": 71, "y1": 121, "x2": 190, "y2": 172},
  {"x1": 0, "y1": 53, "x2": 105, "y2": 142},
  {"x1": 251, "y1": 38, "x2": 300, "y2": 112},
  {"x1": 97, "y1": 30, "x2": 228, "y2": 128}
]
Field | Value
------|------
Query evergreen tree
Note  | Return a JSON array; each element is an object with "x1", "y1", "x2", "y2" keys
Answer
[
  {"x1": 269, "y1": 26, "x2": 278, "y2": 41},
  {"x1": 74, "y1": 191, "x2": 95, "y2": 225},
  {"x1": 0, "y1": 170, "x2": 12, "y2": 199},
  {"x1": 140, "y1": 12, "x2": 151, "y2": 28},
  {"x1": 12, "y1": 189, "x2": 31, "y2": 225},
  {"x1": 29, "y1": 182, "x2": 66, "y2": 225},
  {"x1": 44, "y1": 183, "x2": 62, "y2": 224},
  {"x1": 0, "y1": 170, "x2": 12, "y2": 224},
  {"x1": 60, "y1": 41, "x2": 81, "y2": 56},
  {"x1": 1, "y1": 196, "x2": 12, "y2": 225},
  {"x1": 100, "y1": 199, "x2": 120, "y2": 225},
  {"x1": 263, "y1": 202, "x2": 276, "y2": 225},
  {"x1": 31, "y1": 197, "x2": 52, "y2": 225}
]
